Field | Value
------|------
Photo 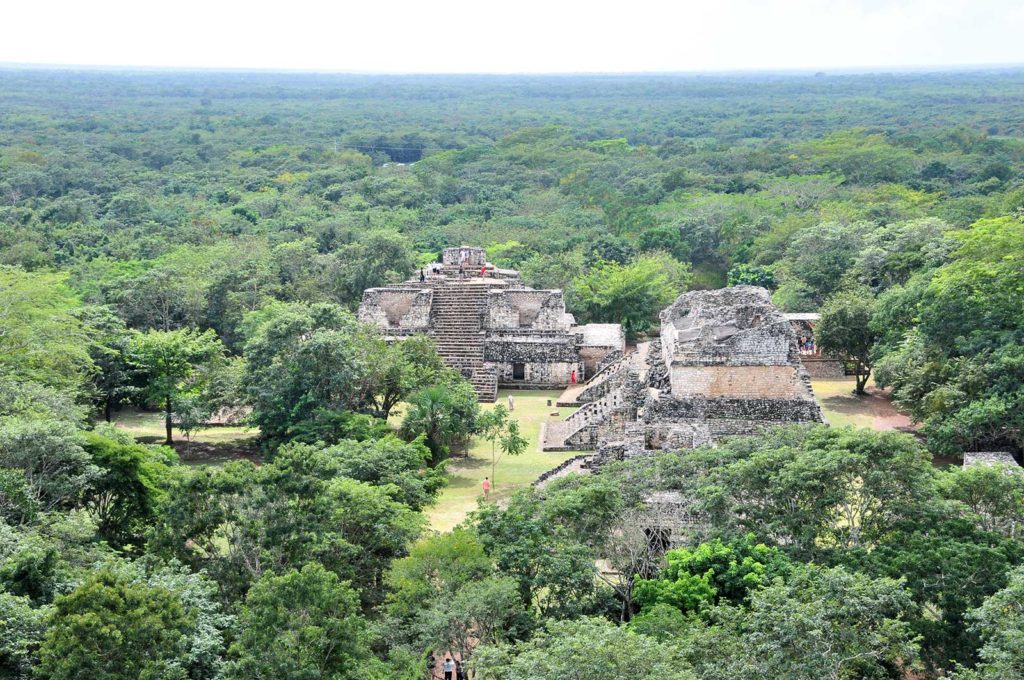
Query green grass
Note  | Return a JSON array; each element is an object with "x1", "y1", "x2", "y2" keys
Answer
[
  {"x1": 112, "y1": 407, "x2": 257, "y2": 443},
  {"x1": 426, "y1": 390, "x2": 583, "y2": 532},
  {"x1": 111, "y1": 407, "x2": 259, "y2": 465},
  {"x1": 811, "y1": 378, "x2": 912, "y2": 431}
]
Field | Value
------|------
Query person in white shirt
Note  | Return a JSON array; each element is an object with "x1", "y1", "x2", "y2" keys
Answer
[{"x1": 443, "y1": 657, "x2": 456, "y2": 680}]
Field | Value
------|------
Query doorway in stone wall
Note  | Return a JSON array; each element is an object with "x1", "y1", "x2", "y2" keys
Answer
[{"x1": 512, "y1": 363, "x2": 525, "y2": 381}]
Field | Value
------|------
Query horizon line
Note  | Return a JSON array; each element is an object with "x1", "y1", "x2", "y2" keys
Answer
[{"x1": 2, "y1": 60, "x2": 1024, "y2": 78}]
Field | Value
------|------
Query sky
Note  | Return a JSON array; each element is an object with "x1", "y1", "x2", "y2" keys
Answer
[{"x1": 4, "y1": 0, "x2": 1023, "y2": 74}]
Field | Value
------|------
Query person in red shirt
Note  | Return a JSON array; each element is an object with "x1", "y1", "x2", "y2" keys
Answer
[
  {"x1": 482, "y1": 477, "x2": 491, "y2": 499},
  {"x1": 570, "y1": 369, "x2": 577, "y2": 384},
  {"x1": 480, "y1": 265, "x2": 486, "y2": 277}
]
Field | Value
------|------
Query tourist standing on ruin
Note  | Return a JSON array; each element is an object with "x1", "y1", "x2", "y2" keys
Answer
[
  {"x1": 480, "y1": 264, "x2": 486, "y2": 277},
  {"x1": 419, "y1": 268, "x2": 425, "y2": 282},
  {"x1": 570, "y1": 369, "x2": 577, "y2": 384}
]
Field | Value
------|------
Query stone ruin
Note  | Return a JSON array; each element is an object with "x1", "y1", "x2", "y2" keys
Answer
[
  {"x1": 542, "y1": 286, "x2": 825, "y2": 460},
  {"x1": 534, "y1": 286, "x2": 826, "y2": 550},
  {"x1": 962, "y1": 451, "x2": 1022, "y2": 468},
  {"x1": 358, "y1": 246, "x2": 625, "y2": 401}
]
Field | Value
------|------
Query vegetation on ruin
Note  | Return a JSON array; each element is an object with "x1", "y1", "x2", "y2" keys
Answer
[{"x1": 2, "y1": 68, "x2": 1024, "y2": 677}]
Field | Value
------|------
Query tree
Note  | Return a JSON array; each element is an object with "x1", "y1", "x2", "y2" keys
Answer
[
  {"x1": 939, "y1": 464, "x2": 1024, "y2": 540},
  {"x1": 226, "y1": 563, "x2": 371, "y2": 680},
  {"x1": 35, "y1": 569, "x2": 195, "y2": 680},
  {"x1": 477, "y1": 405, "x2": 529, "y2": 489},
  {"x1": 128, "y1": 328, "x2": 226, "y2": 445},
  {"x1": 359, "y1": 334, "x2": 450, "y2": 419},
  {"x1": 400, "y1": 383, "x2": 480, "y2": 466},
  {"x1": 952, "y1": 565, "x2": 1024, "y2": 679},
  {"x1": 727, "y1": 263, "x2": 775, "y2": 289},
  {"x1": 150, "y1": 460, "x2": 424, "y2": 606},
  {"x1": 473, "y1": 489, "x2": 607, "y2": 619},
  {"x1": 0, "y1": 590, "x2": 47, "y2": 679},
  {"x1": 687, "y1": 565, "x2": 920, "y2": 680},
  {"x1": 872, "y1": 216, "x2": 1024, "y2": 454},
  {"x1": 421, "y1": 576, "x2": 526, "y2": 671},
  {"x1": 682, "y1": 426, "x2": 936, "y2": 560},
  {"x1": 585, "y1": 234, "x2": 636, "y2": 266},
  {"x1": 76, "y1": 305, "x2": 134, "y2": 422},
  {"x1": 385, "y1": 528, "x2": 493, "y2": 623},
  {"x1": 331, "y1": 230, "x2": 416, "y2": 307},
  {"x1": 638, "y1": 225, "x2": 692, "y2": 262},
  {"x1": 847, "y1": 510, "x2": 1021, "y2": 673},
  {"x1": 240, "y1": 302, "x2": 387, "y2": 447},
  {"x1": 474, "y1": 616, "x2": 695, "y2": 680},
  {"x1": 853, "y1": 217, "x2": 953, "y2": 292},
  {"x1": 0, "y1": 418, "x2": 99, "y2": 511},
  {"x1": 568, "y1": 253, "x2": 689, "y2": 340},
  {"x1": 82, "y1": 431, "x2": 174, "y2": 548},
  {"x1": 634, "y1": 535, "x2": 792, "y2": 615},
  {"x1": 783, "y1": 221, "x2": 866, "y2": 302},
  {"x1": 273, "y1": 435, "x2": 444, "y2": 511},
  {"x1": 0, "y1": 266, "x2": 93, "y2": 394},
  {"x1": 815, "y1": 289, "x2": 879, "y2": 394}
]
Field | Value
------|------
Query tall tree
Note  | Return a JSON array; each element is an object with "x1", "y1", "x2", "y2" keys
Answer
[
  {"x1": 226, "y1": 563, "x2": 372, "y2": 680},
  {"x1": 128, "y1": 328, "x2": 226, "y2": 445},
  {"x1": 815, "y1": 288, "x2": 879, "y2": 394},
  {"x1": 0, "y1": 266, "x2": 93, "y2": 394},
  {"x1": 476, "y1": 405, "x2": 528, "y2": 488}
]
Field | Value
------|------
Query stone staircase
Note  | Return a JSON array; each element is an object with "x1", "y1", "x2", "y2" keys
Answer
[
  {"x1": 429, "y1": 282, "x2": 497, "y2": 402},
  {"x1": 542, "y1": 385, "x2": 631, "y2": 450},
  {"x1": 541, "y1": 344, "x2": 651, "y2": 450}
]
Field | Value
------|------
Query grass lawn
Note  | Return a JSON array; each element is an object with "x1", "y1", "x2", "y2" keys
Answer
[
  {"x1": 811, "y1": 378, "x2": 912, "y2": 431},
  {"x1": 110, "y1": 407, "x2": 259, "y2": 465},
  {"x1": 426, "y1": 390, "x2": 584, "y2": 532}
]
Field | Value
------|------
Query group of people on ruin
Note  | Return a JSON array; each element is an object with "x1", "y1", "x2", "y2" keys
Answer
[{"x1": 798, "y1": 335, "x2": 817, "y2": 355}]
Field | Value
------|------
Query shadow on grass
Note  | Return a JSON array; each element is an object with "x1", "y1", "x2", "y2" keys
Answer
[{"x1": 445, "y1": 455, "x2": 489, "y2": 470}]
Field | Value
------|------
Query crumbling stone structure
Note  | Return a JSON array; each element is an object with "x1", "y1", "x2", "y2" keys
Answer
[
  {"x1": 543, "y1": 286, "x2": 825, "y2": 456},
  {"x1": 963, "y1": 451, "x2": 1022, "y2": 468},
  {"x1": 358, "y1": 246, "x2": 624, "y2": 401}
]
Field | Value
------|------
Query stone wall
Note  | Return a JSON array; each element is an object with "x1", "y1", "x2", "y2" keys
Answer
[
  {"x1": 643, "y1": 395, "x2": 823, "y2": 423},
  {"x1": 484, "y1": 334, "x2": 581, "y2": 363},
  {"x1": 443, "y1": 246, "x2": 486, "y2": 266},
  {"x1": 486, "y1": 290, "x2": 570, "y2": 331},
  {"x1": 580, "y1": 346, "x2": 617, "y2": 379},
  {"x1": 493, "y1": 360, "x2": 579, "y2": 387},
  {"x1": 577, "y1": 323, "x2": 625, "y2": 378},
  {"x1": 357, "y1": 288, "x2": 432, "y2": 330},
  {"x1": 801, "y1": 356, "x2": 847, "y2": 378},
  {"x1": 669, "y1": 365, "x2": 809, "y2": 400}
]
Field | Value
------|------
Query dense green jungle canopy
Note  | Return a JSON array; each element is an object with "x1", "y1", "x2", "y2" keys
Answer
[{"x1": 1, "y1": 69, "x2": 1023, "y2": 679}]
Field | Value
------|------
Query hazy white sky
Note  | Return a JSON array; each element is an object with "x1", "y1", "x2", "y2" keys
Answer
[{"x1": 3, "y1": 0, "x2": 1022, "y2": 73}]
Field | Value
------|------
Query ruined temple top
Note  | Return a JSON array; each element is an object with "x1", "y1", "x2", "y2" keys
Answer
[
  {"x1": 660, "y1": 285, "x2": 799, "y2": 367},
  {"x1": 411, "y1": 246, "x2": 522, "y2": 283},
  {"x1": 442, "y1": 246, "x2": 486, "y2": 267}
]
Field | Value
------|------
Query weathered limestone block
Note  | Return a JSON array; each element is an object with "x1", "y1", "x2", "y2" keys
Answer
[
  {"x1": 963, "y1": 451, "x2": 1021, "y2": 468},
  {"x1": 669, "y1": 365, "x2": 808, "y2": 400},
  {"x1": 801, "y1": 356, "x2": 847, "y2": 378},
  {"x1": 486, "y1": 290, "x2": 571, "y2": 330},
  {"x1": 643, "y1": 395, "x2": 824, "y2": 424},
  {"x1": 357, "y1": 288, "x2": 433, "y2": 329}
]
